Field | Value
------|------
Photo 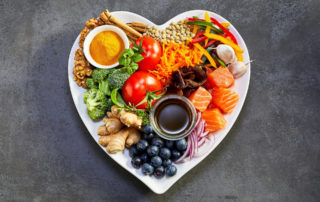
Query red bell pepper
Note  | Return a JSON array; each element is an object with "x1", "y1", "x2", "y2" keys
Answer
[
  {"x1": 203, "y1": 39, "x2": 217, "y2": 48},
  {"x1": 191, "y1": 36, "x2": 207, "y2": 43},
  {"x1": 193, "y1": 31, "x2": 205, "y2": 39},
  {"x1": 187, "y1": 18, "x2": 205, "y2": 21},
  {"x1": 210, "y1": 17, "x2": 238, "y2": 44}
]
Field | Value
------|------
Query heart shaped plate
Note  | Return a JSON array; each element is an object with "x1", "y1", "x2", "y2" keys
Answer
[{"x1": 68, "y1": 10, "x2": 250, "y2": 194}]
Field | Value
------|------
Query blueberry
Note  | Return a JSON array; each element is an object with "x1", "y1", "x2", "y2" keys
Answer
[
  {"x1": 136, "y1": 139, "x2": 149, "y2": 152},
  {"x1": 162, "y1": 159, "x2": 172, "y2": 167},
  {"x1": 131, "y1": 156, "x2": 142, "y2": 169},
  {"x1": 151, "y1": 156, "x2": 162, "y2": 168},
  {"x1": 175, "y1": 138, "x2": 187, "y2": 151},
  {"x1": 140, "y1": 153, "x2": 149, "y2": 164},
  {"x1": 165, "y1": 165, "x2": 177, "y2": 176},
  {"x1": 159, "y1": 147, "x2": 171, "y2": 160},
  {"x1": 165, "y1": 140, "x2": 175, "y2": 149},
  {"x1": 152, "y1": 137, "x2": 164, "y2": 148},
  {"x1": 171, "y1": 150, "x2": 181, "y2": 161},
  {"x1": 147, "y1": 145, "x2": 159, "y2": 157},
  {"x1": 154, "y1": 166, "x2": 165, "y2": 178},
  {"x1": 143, "y1": 123, "x2": 153, "y2": 134},
  {"x1": 129, "y1": 145, "x2": 140, "y2": 158},
  {"x1": 143, "y1": 132, "x2": 154, "y2": 141},
  {"x1": 141, "y1": 163, "x2": 154, "y2": 175}
]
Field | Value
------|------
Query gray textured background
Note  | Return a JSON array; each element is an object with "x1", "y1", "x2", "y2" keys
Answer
[{"x1": 0, "y1": 0, "x2": 319, "y2": 201}]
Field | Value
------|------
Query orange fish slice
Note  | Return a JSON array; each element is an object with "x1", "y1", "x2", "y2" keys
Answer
[
  {"x1": 210, "y1": 88, "x2": 239, "y2": 114},
  {"x1": 207, "y1": 67, "x2": 234, "y2": 88},
  {"x1": 188, "y1": 87, "x2": 212, "y2": 112},
  {"x1": 202, "y1": 108, "x2": 226, "y2": 132}
]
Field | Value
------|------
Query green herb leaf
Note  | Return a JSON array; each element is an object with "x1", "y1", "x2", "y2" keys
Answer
[
  {"x1": 132, "y1": 53, "x2": 144, "y2": 63},
  {"x1": 111, "y1": 88, "x2": 126, "y2": 107}
]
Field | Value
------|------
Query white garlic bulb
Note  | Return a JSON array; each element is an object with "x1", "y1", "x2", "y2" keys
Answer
[
  {"x1": 228, "y1": 61, "x2": 247, "y2": 78},
  {"x1": 216, "y1": 44, "x2": 237, "y2": 64}
]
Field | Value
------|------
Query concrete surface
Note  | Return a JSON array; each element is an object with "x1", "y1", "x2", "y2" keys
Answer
[{"x1": 0, "y1": 0, "x2": 319, "y2": 201}]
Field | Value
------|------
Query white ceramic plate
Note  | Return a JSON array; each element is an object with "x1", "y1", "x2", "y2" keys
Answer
[{"x1": 68, "y1": 10, "x2": 250, "y2": 194}]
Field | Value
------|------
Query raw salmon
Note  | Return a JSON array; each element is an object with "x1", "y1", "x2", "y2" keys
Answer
[
  {"x1": 188, "y1": 87, "x2": 212, "y2": 112},
  {"x1": 210, "y1": 88, "x2": 239, "y2": 113},
  {"x1": 207, "y1": 67, "x2": 234, "y2": 88},
  {"x1": 202, "y1": 108, "x2": 226, "y2": 132}
]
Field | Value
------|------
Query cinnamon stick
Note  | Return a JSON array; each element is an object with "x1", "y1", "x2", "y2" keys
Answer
[{"x1": 100, "y1": 10, "x2": 142, "y2": 38}]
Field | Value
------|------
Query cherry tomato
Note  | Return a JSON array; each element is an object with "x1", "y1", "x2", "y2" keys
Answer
[
  {"x1": 135, "y1": 37, "x2": 162, "y2": 71},
  {"x1": 122, "y1": 71, "x2": 162, "y2": 109}
]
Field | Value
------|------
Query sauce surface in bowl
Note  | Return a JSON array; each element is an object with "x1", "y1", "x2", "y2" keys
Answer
[
  {"x1": 155, "y1": 99, "x2": 191, "y2": 135},
  {"x1": 89, "y1": 31, "x2": 124, "y2": 66}
]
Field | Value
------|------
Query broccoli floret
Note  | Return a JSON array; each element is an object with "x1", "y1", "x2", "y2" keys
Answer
[
  {"x1": 98, "y1": 79, "x2": 111, "y2": 96},
  {"x1": 108, "y1": 69, "x2": 130, "y2": 90},
  {"x1": 86, "y1": 78, "x2": 98, "y2": 89},
  {"x1": 83, "y1": 88, "x2": 108, "y2": 120},
  {"x1": 92, "y1": 68, "x2": 114, "y2": 83}
]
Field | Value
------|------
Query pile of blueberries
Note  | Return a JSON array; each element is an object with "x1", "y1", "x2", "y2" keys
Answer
[{"x1": 129, "y1": 124, "x2": 188, "y2": 178}]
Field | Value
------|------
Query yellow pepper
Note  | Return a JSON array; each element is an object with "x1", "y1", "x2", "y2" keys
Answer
[
  {"x1": 192, "y1": 25, "x2": 198, "y2": 34},
  {"x1": 235, "y1": 51, "x2": 243, "y2": 62},
  {"x1": 193, "y1": 42, "x2": 217, "y2": 68},
  {"x1": 204, "y1": 12, "x2": 211, "y2": 46},
  {"x1": 221, "y1": 22, "x2": 230, "y2": 28},
  {"x1": 204, "y1": 33, "x2": 244, "y2": 53}
]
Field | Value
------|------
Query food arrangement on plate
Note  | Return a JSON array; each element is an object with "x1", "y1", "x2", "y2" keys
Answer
[{"x1": 71, "y1": 9, "x2": 249, "y2": 180}]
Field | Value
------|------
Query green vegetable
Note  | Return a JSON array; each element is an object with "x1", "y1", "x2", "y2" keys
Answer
[
  {"x1": 83, "y1": 88, "x2": 108, "y2": 120},
  {"x1": 136, "y1": 89, "x2": 166, "y2": 111},
  {"x1": 111, "y1": 88, "x2": 126, "y2": 107},
  {"x1": 186, "y1": 21, "x2": 224, "y2": 34},
  {"x1": 92, "y1": 68, "x2": 114, "y2": 83},
  {"x1": 106, "y1": 98, "x2": 113, "y2": 111},
  {"x1": 118, "y1": 38, "x2": 144, "y2": 75},
  {"x1": 108, "y1": 69, "x2": 130, "y2": 90},
  {"x1": 212, "y1": 52, "x2": 226, "y2": 67},
  {"x1": 86, "y1": 78, "x2": 98, "y2": 89},
  {"x1": 98, "y1": 79, "x2": 111, "y2": 96}
]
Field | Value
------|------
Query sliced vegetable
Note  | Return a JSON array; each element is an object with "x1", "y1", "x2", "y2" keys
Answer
[
  {"x1": 211, "y1": 52, "x2": 226, "y2": 67},
  {"x1": 204, "y1": 33, "x2": 243, "y2": 53},
  {"x1": 204, "y1": 12, "x2": 211, "y2": 46},
  {"x1": 191, "y1": 36, "x2": 207, "y2": 44},
  {"x1": 186, "y1": 21, "x2": 224, "y2": 34},
  {"x1": 188, "y1": 87, "x2": 212, "y2": 112},
  {"x1": 193, "y1": 43, "x2": 217, "y2": 68},
  {"x1": 210, "y1": 17, "x2": 238, "y2": 44}
]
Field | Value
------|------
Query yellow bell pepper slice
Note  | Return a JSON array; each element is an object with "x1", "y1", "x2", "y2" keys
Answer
[
  {"x1": 192, "y1": 25, "x2": 198, "y2": 34},
  {"x1": 204, "y1": 33, "x2": 244, "y2": 53},
  {"x1": 235, "y1": 51, "x2": 243, "y2": 62},
  {"x1": 193, "y1": 42, "x2": 217, "y2": 68},
  {"x1": 221, "y1": 22, "x2": 230, "y2": 28},
  {"x1": 204, "y1": 12, "x2": 211, "y2": 46}
]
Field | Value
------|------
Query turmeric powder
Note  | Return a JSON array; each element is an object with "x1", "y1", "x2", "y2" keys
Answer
[{"x1": 89, "y1": 31, "x2": 124, "y2": 66}]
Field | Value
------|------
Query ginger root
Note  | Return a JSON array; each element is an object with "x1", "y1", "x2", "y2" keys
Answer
[
  {"x1": 111, "y1": 105, "x2": 143, "y2": 129},
  {"x1": 125, "y1": 127, "x2": 141, "y2": 148},
  {"x1": 103, "y1": 117, "x2": 123, "y2": 134},
  {"x1": 106, "y1": 128, "x2": 130, "y2": 154},
  {"x1": 97, "y1": 125, "x2": 108, "y2": 136}
]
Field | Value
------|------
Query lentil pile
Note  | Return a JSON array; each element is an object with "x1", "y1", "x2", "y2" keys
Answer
[{"x1": 144, "y1": 21, "x2": 195, "y2": 43}]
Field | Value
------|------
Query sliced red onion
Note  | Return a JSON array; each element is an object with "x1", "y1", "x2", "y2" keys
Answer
[
  {"x1": 194, "y1": 137, "x2": 215, "y2": 158},
  {"x1": 200, "y1": 131, "x2": 209, "y2": 138}
]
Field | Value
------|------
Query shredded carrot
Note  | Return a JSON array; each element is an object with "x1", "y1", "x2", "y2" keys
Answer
[{"x1": 150, "y1": 41, "x2": 202, "y2": 84}]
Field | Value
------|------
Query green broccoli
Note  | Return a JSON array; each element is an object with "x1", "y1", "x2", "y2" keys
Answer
[
  {"x1": 108, "y1": 69, "x2": 130, "y2": 91},
  {"x1": 106, "y1": 98, "x2": 113, "y2": 111},
  {"x1": 86, "y1": 78, "x2": 98, "y2": 89},
  {"x1": 92, "y1": 68, "x2": 114, "y2": 83},
  {"x1": 98, "y1": 79, "x2": 111, "y2": 96},
  {"x1": 83, "y1": 88, "x2": 108, "y2": 120}
]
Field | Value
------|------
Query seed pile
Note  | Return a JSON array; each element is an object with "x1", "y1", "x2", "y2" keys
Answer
[{"x1": 144, "y1": 21, "x2": 195, "y2": 43}]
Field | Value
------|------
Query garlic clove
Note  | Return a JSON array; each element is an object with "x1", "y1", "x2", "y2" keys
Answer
[
  {"x1": 216, "y1": 44, "x2": 237, "y2": 64},
  {"x1": 228, "y1": 61, "x2": 248, "y2": 78}
]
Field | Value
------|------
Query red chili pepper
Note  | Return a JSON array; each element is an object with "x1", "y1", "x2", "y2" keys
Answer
[
  {"x1": 203, "y1": 39, "x2": 216, "y2": 48},
  {"x1": 210, "y1": 17, "x2": 238, "y2": 44},
  {"x1": 187, "y1": 18, "x2": 205, "y2": 21},
  {"x1": 191, "y1": 36, "x2": 207, "y2": 43}
]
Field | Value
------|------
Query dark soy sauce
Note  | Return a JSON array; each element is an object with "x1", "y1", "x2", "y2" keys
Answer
[{"x1": 155, "y1": 99, "x2": 191, "y2": 135}]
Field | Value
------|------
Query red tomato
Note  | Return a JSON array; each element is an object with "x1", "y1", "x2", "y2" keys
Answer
[
  {"x1": 135, "y1": 37, "x2": 162, "y2": 71},
  {"x1": 122, "y1": 71, "x2": 162, "y2": 109}
]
